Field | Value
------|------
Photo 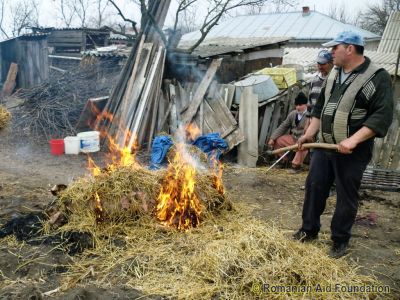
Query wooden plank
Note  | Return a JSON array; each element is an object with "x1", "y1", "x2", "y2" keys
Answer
[
  {"x1": 76, "y1": 96, "x2": 109, "y2": 131},
  {"x1": 267, "y1": 100, "x2": 284, "y2": 139},
  {"x1": 224, "y1": 128, "x2": 245, "y2": 150},
  {"x1": 129, "y1": 46, "x2": 165, "y2": 148},
  {"x1": 238, "y1": 87, "x2": 259, "y2": 167},
  {"x1": 380, "y1": 119, "x2": 398, "y2": 168},
  {"x1": 116, "y1": 43, "x2": 153, "y2": 145},
  {"x1": 390, "y1": 129, "x2": 400, "y2": 170},
  {"x1": 220, "y1": 84, "x2": 235, "y2": 109},
  {"x1": 2, "y1": 63, "x2": 18, "y2": 97},
  {"x1": 182, "y1": 58, "x2": 222, "y2": 124},
  {"x1": 258, "y1": 103, "x2": 275, "y2": 153},
  {"x1": 205, "y1": 98, "x2": 237, "y2": 138}
]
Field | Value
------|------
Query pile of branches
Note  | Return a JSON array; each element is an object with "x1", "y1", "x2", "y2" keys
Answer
[{"x1": 14, "y1": 59, "x2": 122, "y2": 140}]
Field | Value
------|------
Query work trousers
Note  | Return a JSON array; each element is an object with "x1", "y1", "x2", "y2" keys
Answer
[
  {"x1": 301, "y1": 149, "x2": 369, "y2": 244},
  {"x1": 274, "y1": 134, "x2": 308, "y2": 166}
]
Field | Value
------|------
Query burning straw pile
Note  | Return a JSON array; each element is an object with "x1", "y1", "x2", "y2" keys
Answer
[
  {"x1": 0, "y1": 106, "x2": 11, "y2": 129},
  {"x1": 44, "y1": 137, "x2": 379, "y2": 299}
]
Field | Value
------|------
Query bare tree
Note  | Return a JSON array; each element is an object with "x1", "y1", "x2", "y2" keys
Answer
[
  {"x1": 74, "y1": 0, "x2": 91, "y2": 27},
  {"x1": 360, "y1": 0, "x2": 400, "y2": 35},
  {"x1": 184, "y1": 0, "x2": 272, "y2": 53},
  {"x1": 9, "y1": 0, "x2": 39, "y2": 37},
  {"x1": 242, "y1": 0, "x2": 297, "y2": 14},
  {"x1": 55, "y1": 0, "x2": 77, "y2": 28},
  {"x1": 89, "y1": 0, "x2": 111, "y2": 28},
  {"x1": 327, "y1": 2, "x2": 355, "y2": 24},
  {"x1": 108, "y1": 0, "x2": 139, "y2": 35},
  {"x1": 0, "y1": 0, "x2": 8, "y2": 39}
]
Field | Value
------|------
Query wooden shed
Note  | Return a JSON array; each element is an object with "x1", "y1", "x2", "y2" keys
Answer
[
  {"x1": 0, "y1": 33, "x2": 49, "y2": 89},
  {"x1": 31, "y1": 27, "x2": 110, "y2": 54}
]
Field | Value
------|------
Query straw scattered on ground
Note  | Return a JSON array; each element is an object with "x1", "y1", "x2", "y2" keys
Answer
[
  {"x1": 0, "y1": 106, "x2": 11, "y2": 129},
  {"x1": 37, "y1": 165, "x2": 383, "y2": 299},
  {"x1": 49, "y1": 206, "x2": 380, "y2": 300}
]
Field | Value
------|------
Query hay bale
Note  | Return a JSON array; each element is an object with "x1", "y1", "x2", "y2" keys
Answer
[{"x1": 0, "y1": 106, "x2": 11, "y2": 129}]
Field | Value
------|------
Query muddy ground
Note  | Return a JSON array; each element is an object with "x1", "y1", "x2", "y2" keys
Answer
[{"x1": 0, "y1": 120, "x2": 399, "y2": 299}]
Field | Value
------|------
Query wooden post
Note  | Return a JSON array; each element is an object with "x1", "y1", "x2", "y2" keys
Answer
[
  {"x1": 2, "y1": 63, "x2": 18, "y2": 97},
  {"x1": 238, "y1": 87, "x2": 259, "y2": 167}
]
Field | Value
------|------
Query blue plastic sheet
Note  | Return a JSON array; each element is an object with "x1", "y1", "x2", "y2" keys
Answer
[
  {"x1": 192, "y1": 133, "x2": 228, "y2": 162},
  {"x1": 149, "y1": 135, "x2": 173, "y2": 170}
]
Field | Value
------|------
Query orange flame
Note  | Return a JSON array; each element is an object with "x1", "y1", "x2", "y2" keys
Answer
[
  {"x1": 86, "y1": 108, "x2": 140, "y2": 176},
  {"x1": 211, "y1": 157, "x2": 225, "y2": 195},
  {"x1": 156, "y1": 144, "x2": 202, "y2": 230},
  {"x1": 88, "y1": 156, "x2": 101, "y2": 176},
  {"x1": 185, "y1": 123, "x2": 201, "y2": 142},
  {"x1": 94, "y1": 192, "x2": 104, "y2": 222}
]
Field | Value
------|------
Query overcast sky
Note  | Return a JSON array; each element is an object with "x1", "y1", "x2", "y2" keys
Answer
[
  {"x1": 34, "y1": 0, "x2": 381, "y2": 28},
  {"x1": 0, "y1": 0, "x2": 381, "y2": 39}
]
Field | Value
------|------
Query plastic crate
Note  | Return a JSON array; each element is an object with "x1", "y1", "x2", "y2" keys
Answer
[{"x1": 255, "y1": 67, "x2": 297, "y2": 89}]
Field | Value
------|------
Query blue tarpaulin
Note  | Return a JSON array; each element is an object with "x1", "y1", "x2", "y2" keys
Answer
[
  {"x1": 149, "y1": 135, "x2": 173, "y2": 170},
  {"x1": 192, "y1": 133, "x2": 228, "y2": 161}
]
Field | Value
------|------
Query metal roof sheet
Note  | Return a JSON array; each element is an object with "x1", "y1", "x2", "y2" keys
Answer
[
  {"x1": 182, "y1": 11, "x2": 380, "y2": 42},
  {"x1": 178, "y1": 36, "x2": 288, "y2": 57},
  {"x1": 377, "y1": 12, "x2": 400, "y2": 54},
  {"x1": 282, "y1": 47, "x2": 400, "y2": 76}
]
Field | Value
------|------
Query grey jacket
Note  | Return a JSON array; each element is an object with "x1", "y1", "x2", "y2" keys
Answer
[{"x1": 270, "y1": 110, "x2": 311, "y2": 141}]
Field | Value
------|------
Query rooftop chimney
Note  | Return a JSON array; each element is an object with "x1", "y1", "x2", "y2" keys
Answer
[{"x1": 302, "y1": 6, "x2": 310, "y2": 16}]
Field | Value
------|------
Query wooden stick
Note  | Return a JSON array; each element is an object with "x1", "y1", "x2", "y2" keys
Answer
[{"x1": 266, "y1": 143, "x2": 338, "y2": 155}]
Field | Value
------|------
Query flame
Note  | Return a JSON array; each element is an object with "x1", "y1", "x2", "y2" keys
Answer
[
  {"x1": 94, "y1": 192, "x2": 104, "y2": 222},
  {"x1": 88, "y1": 156, "x2": 101, "y2": 176},
  {"x1": 211, "y1": 156, "x2": 225, "y2": 195},
  {"x1": 86, "y1": 108, "x2": 140, "y2": 176},
  {"x1": 185, "y1": 123, "x2": 201, "y2": 142},
  {"x1": 156, "y1": 144, "x2": 202, "y2": 230}
]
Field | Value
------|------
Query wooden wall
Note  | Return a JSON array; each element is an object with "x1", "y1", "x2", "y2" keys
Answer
[
  {"x1": 371, "y1": 78, "x2": 400, "y2": 170},
  {"x1": 16, "y1": 37, "x2": 49, "y2": 88},
  {"x1": 0, "y1": 36, "x2": 48, "y2": 89}
]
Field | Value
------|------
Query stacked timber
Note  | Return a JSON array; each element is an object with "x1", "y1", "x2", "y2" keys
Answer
[
  {"x1": 95, "y1": 0, "x2": 171, "y2": 149},
  {"x1": 163, "y1": 61, "x2": 244, "y2": 151}
]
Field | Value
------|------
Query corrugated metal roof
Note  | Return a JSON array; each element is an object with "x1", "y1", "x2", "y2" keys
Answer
[
  {"x1": 181, "y1": 11, "x2": 380, "y2": 43},
  {"x1": 282, "y1": 47, "x2": 400, "y2": 76},
  {"x1": 377, "y1": 12, "x2": 400, "y2": 54},
  {"x1": 178, "y1": 36, "x2": 288, "y2": 57}
]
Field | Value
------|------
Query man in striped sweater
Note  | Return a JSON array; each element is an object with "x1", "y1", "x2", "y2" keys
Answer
[
  {"x1": 308, "y1": 50, "x2": 333, "y2": 110},
  {"x1": 293, "y1": 31, "x2": 393, "y2": 258}
]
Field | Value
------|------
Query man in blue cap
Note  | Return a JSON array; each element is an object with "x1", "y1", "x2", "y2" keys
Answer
[
  {"x1": 293, "y1": 31, "x2": 393, "y2": 258},
  {"x1": 308, "y1": 49, "x2": 333, "y2": 110}
]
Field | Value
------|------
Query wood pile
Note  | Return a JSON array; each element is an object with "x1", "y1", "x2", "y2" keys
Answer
[
  {"x1": 96, "y1": 0, "x2": 171, "y2": 150},
  {"x1": 94, "y1": 1, "x2": 245, "y2": 152},
  {"x1": 163, "y1": 60, "x2": 244, "y2": 150}
]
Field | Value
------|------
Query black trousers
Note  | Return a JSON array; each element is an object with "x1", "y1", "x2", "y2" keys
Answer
[{"x1": 301, "y1": 149, "x2": 369, "y2": 244}]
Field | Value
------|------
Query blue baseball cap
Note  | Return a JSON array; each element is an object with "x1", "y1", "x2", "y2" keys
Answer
[
  {"x1": 322, "y1": 31, "x2": 365, "y2": 47},
  {"x1": 316, "y1": 50, "x2": 332, "y2": 64}
]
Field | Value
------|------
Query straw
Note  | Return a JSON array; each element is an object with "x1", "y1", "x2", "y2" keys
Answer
[{"x1": 0, "y1": 106, "x2": 11, "y2": 129}]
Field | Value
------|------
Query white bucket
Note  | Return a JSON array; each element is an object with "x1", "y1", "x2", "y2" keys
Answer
[
  {"x1": 77, "y1": 131, "x2": 100, "y2": 153},
  {"x1": 64, "y1": 136, "x2": 81, "y2": 154}
]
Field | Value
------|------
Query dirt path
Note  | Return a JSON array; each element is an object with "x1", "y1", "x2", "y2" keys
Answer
[{"x1": 0, "y1": 124, "x2": 399, "y2": 299}]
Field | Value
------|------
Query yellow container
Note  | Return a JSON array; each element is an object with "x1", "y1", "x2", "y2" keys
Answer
[{"x1": 255, "y1": 67, "x2": 297, "y2": 89}]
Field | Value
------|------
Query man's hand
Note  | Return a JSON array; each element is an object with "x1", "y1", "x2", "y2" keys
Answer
[
  {"x1": 267, "y1": 139, "x2": 275, "y2": 146},
  {"x1": 337, "y1": 137, "x2": 357, "y2": 154},
  {"x1": 297, "y1": 134, "x2": 312, "y2": 150}
]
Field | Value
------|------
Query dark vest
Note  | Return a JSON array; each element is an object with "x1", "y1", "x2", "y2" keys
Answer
[{"x1": 318, "y1": 63, "x2": 381, "y2": 144}]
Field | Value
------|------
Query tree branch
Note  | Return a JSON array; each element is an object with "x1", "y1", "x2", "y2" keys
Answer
[{"x1": 108, "y1": 0, "x2": 138, "y2": 35}]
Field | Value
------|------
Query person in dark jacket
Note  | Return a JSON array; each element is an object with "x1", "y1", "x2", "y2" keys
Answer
[
  {"x1": 294, "y1": 31, "x2": 393, "y2": 258},
  {"x1": 308, "y1": 50, "x2": 334, "y2": 110},
  {"x1": 268, "y1": 92, "x2": 311, "y2": 173}
]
